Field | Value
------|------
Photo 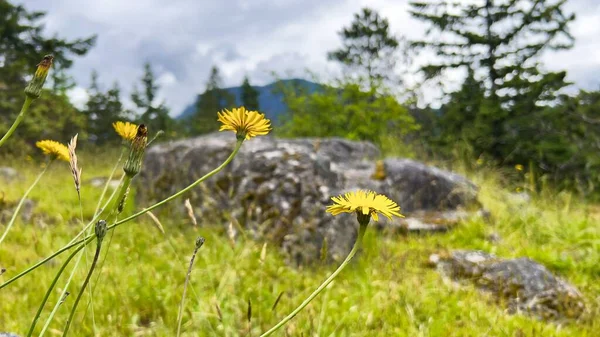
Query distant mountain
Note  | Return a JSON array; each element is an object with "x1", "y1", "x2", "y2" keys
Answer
[{"x1": 177, "y1": 78, "x2": 321, "y2": 123}]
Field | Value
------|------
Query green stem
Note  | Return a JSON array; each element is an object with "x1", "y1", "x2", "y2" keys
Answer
[
  {"x1": 39, "y1": 243, "x2": 86, "y2": 337},
  {"x1": 0, "y1": 139, "x2": 243, "y2": 290},
  {"x1": 0, "y1": 96, "x2": 34, "y2": 148},
  {"x1": 0, "y1": 175, "x2": 128, "y2": 291},
  {"x1": 62, "y1": 235, "x2": 104, "y2": 336},
  {"x1": 98, "y1": 175, "x2": 132, "y2": 222},
  {"x1": 0, "y1": 161, "x2": 51, "y2": 245},
  {"x1": 26, "y1": 239, "x2": 90, "y2": 337},
  {"x1": 38, "y1": 290, "x2": 69, "y2": 337},
  {"x1": 0, "y1": 177, "x2": 125, "y2": 291},
  {"x1": 94, "y1": 149, "x2": 126, "y2": 216},
  {"x1": 259, "y1": 223, "x2": 368, "y2": 337}
]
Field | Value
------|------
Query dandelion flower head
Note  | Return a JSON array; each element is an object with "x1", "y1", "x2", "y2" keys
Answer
[
  {"x1": 217, "y1": 107, "x2": 271, "y2": 140},
  {"x1": 326, "y1": 190, "x2": 402, "y2": 222},
  {"x1": 113, "y1": 121, "x2": 138, "y2": 141},
  {"x1": 36, "y1": 140, "x2": 69, "y2": 162}
]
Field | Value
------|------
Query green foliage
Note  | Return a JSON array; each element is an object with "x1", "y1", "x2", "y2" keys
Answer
[
  {"x1": 2, "y1": 90, "x2": 86, "y2": 154},
  {"x1": 131, "y1": 63, "x2": 173, "y2": 137},
  {"x1": 328, "y1": 7, "x2": 401, "y2": 89},
  {"x1": 83, "y1": 71, "x2": 130, "y2": 145},
  {"x1": 0, "y1": 0, "x2": 95, "y2": 95},
  {"x1": 409, "y1": 0, "x2": 587, "y2": 189},
  {"x1": 192, "y1": 66, "x2": 235, "y2": 134},
  {"x1": 278, "y1": 79, "x2": 418, "y2": 150},
  {"x1": 240, "y1": 76, "x2": 259, "y2": 111},
  {"x1": 0, "y1": 0, "x2": 95, "y2": 152}
]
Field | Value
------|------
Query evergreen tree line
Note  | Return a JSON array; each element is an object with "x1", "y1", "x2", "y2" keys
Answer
[{"x1": 2, "y1": 0, "x2": 600, "y2": 195}]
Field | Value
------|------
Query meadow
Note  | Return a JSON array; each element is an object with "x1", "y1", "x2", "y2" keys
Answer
[{"x1": 1, "y1": 149, "x2": 599, "y2": 337}]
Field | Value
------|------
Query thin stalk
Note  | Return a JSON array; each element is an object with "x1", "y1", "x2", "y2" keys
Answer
[
  {"x1": 38, "y1": 291, "x2": 69, "y2": 337},
  {"x1": 0, "y1": 96, "x2": 33, "y2": 148},
  {"x1": 44, "y1": 166, "x2": 129, "y2": 333},
  {"x1": 62, "y1": 229, "x2": 104, "y2": 337},
  {"x1": 0, "y1": 161, "x2": 51, "y2": 245},
  {"x1": 177, "y1": 237, "x2": 205, "y2": 337},
  {"x1": 0, "y1": 176, "x2": 124, "y2": 291},
  {"x1": 26, "y1": 240, "x2": 90, "y2": 337},
  {"x1": 39, "y1": 244, "x2": 86, "y2": 337},
  {"x1": 0, "y1": 140, "x2": 243, "y2": 289},
  {"x1": 259, "y1": 224, "x2": 368, "y2": 337},
  {"x1": 94, "y1": 149, "x2": 126, "y2": 216}
]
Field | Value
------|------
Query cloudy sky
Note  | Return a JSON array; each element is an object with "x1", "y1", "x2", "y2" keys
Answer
[{"x1": 18, "y1": 0, "x2": 600, "y2": 116}]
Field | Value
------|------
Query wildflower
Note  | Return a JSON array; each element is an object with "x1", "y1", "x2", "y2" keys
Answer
[
  {"x1": 113, "y1": 121, "x2": 138, "y2": 141},
  {"x1": 326, "y1": 190, "x2": 402, "y2": 225},
  {"x1": 515, "y1": 164, "x2": 524, "y2": 171},
  {"x1": 123, "y1": 124, "x2": 148, "y2": 177},
  {"x1": 36, "y1": 140, "x2": 69, "y2": 162},
  {"x1": 25, "y1": 55, "x2": 53, "y2": 99},
  {"x1": 217, "y1": 107, "x2": 271, "y2": 140}
]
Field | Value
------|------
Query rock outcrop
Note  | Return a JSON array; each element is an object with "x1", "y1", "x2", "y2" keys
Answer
[
  {"x1": 138, "y1": 133, "x2": 479, "y2": 264},
  {"x1": 430, "y1": 250, "x2": 586, "y2": 321}
]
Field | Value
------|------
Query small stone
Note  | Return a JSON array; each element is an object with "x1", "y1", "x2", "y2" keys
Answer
[
  {"x1": 433, "y1": 250, "x2": 585, "y2": 321},
  {"x1": 0, "y1": 167, "x2": 19, "y2": 182},
  {"x1": 486, "y1": 232, "x2": 502, "y2": 243},
  {"x1": 20, "y1": 199, "x2": 35, "y2": 222},
  {"x1": 89, "y1": 177, "x2": 121, "y2": 189}
]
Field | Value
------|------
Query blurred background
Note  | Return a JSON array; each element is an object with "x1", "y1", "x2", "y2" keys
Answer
[
  {"x1": 1, "y1": 0, "x2": 599, "y2": 193},
  {"x1": 2, "y1": 1, "x2": 600, "y2": 336}
]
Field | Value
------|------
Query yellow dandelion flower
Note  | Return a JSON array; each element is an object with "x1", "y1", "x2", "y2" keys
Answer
[
  {"x1": 515, "y1": 164, "x2": 524, "y2": 171},
  {"x1": 113, "y1": 121, "x2": 138, "y2": 141},
  {"x1": 36, "y1": 140, "x2": 69, "y2": 162},
  {"x1": 217, "y1": 107, "x2": 271, "y2": 140},
  {"x1": 326, "y1": 190, "x2": 403, "y2": 222}
]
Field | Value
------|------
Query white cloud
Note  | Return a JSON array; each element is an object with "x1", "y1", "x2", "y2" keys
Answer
[{"x1": 67, "y1": 86, "x2": 89, "y2": 110}]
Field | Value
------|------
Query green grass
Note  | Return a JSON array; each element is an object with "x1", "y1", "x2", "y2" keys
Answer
[{"x1": 1, "y1": 151, "x2": 599, "y2": 336}]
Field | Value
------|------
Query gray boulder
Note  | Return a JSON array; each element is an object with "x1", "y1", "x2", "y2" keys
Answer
[
  {"x1": 139, "y1": 133, "x2": 479, "y2": 264},
  {"x1": 430, "y1": 250, "x2": 585, "y2": 320}
]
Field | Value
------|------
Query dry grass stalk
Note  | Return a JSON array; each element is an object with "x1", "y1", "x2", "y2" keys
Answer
[
  {"x1": 68, "y1": 134, "x2": 82, "y2": 197},
  {"x1": 184, "y1": 198, "x2": 197, "y2": 226},
  {"x1": 146, "y1": 210, "x2": 165, "y2": 235}
]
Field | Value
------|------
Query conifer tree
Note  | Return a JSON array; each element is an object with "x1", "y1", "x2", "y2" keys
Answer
[
  {"x1": 328, "y1": 7, "x2": 401, "y2": 89},
  {"x1": 83, "y1": 71, "x2": 128, "y2": 144},
  {"x1": 410, "y1": 0, "x2": 575, "y2": 160},
  {"x1": 131, "y1": 63, "x2": 172, "y2": 135},
  {"x1": 193, "y1": 66, "x2": 234, "y2": 134},
  {"x1": 241, "y1": 76, "x2": 260, "y2": 111}
]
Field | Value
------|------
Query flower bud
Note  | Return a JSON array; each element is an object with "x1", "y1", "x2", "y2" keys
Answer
[
  {"x1": 195, "y1": 236, "x2": 205, "y2": 250},
  {"x1": 95, "y1": 220, "x2": 107, "y2": 242},
  {"x1": 25, "y1": 55, "x2": 53, "y2": 99},
  {"x1": 123, "y1": 124, "x2": 148, "y2": 177}
]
